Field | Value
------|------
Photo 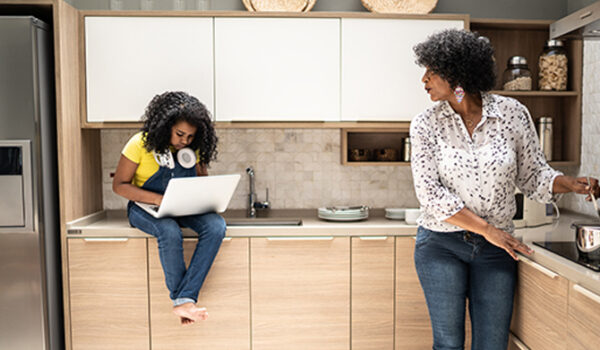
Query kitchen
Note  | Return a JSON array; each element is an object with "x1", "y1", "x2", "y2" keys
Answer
[{"x1": 1, "y1": 0, "x2": 600, "y2": 349}]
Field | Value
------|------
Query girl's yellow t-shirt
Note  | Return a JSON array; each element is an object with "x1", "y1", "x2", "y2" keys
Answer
[{"x1": 121, "y1": 132, "x2": 200, "y2": 188}]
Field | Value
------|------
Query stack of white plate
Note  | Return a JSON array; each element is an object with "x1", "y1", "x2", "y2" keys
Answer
[
  {"x1": 318, "y1": 206, "x2": 369, "y2": 222},
  {"x1": 385, "y1": 208, "x2": 406, "y2": 220}
]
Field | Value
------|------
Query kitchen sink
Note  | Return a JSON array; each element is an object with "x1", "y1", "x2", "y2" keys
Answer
[{"x1": 226, "y1": 218, "x2": 302, "y2": 226}]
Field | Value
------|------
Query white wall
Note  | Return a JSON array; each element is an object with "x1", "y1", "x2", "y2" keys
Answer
[{"x1": 68, "y1": 0, "x2": 568, "y2": 19}]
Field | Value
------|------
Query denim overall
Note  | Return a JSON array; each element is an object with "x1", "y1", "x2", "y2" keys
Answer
[{"x1": 127, "y1": 153, "x2": 226, "y2": 306}]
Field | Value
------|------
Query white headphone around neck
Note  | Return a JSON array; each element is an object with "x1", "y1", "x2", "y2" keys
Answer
[{"x1": 153, "y1": 148, "x2": 196, "y2": 169}]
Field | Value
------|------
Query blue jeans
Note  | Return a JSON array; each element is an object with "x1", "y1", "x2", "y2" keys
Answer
[
  {"x1": 128, "y1": 203, "x2": 226, "y2": 306},
  {"x1": 414, "y1": 227, "x2": 517, "y2": 350}
]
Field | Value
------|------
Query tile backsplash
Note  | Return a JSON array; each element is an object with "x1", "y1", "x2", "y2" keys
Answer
[
  {"x1": 557, "y1": 40, "x2": 600, "y2": 216},
  {"x1": 102, "y1": 128, "x2": 419, "y2": 210}
]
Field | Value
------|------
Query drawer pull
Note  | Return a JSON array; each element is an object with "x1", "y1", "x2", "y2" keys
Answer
[
  {"x1": 83, "y1": 238, "x2": 129, "y2": 242},
  {"x1": 223, "y1": 237, "x2": 232, "y2": 241},
  {"x1": 511, "y1": 334, "x2": 530, "y2": 350},
  {"x1": 573, "y1": 284, "x2": 600, "y2": 305},
  {"x1": 266, "y1": 236, "x2": 334, "y2": 241},
  {"x1": 520, "y1": 256, "x2": 558, "y2": 279},
  {"x1": 358, "y1": 236, "x2": 388, "y2": 240}
]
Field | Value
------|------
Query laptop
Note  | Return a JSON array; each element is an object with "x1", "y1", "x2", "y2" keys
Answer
[{"x1": 135, "y1": 174, "x2": 241, "y2": 218}]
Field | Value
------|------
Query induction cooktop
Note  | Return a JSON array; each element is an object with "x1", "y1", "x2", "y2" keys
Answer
[{"x1": 533, "y1": 241, "x2": 600, "y2": 272}]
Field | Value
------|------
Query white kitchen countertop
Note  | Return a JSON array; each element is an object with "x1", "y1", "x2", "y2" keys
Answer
[{"x1": 66, "y1": 208, "x2": 600, "y2": 295}]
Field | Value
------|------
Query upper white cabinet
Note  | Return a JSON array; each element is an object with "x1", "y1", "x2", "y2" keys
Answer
[
  {"x1": 84, "y1": 17, "x2": 214, "y2": 122},
  {"x1": 341, "y1": 18, "x2": 464, "y2": 121},
  {"x1": 214, "y1": 17, "x2": 340, "y2": 122}
]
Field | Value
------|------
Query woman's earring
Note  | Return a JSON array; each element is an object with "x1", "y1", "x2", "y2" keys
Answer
[{"x1": 454, "y1": 86, "x2": 465, "y2": 103}]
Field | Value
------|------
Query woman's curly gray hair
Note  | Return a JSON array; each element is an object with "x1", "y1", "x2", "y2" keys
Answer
[{"x1": 413, "y1": 29, "x2": 496, "y2": 94}]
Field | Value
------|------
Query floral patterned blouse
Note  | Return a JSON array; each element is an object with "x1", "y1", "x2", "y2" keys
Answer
[{"x1": 409, "y1": 93, "x2": 562, "y2": 233}]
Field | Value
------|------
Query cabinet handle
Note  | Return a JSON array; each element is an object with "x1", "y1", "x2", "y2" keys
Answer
[
  {"x1": 358, "y1": 236, "x2": 388, "y2": 240},
  {"x1": 223, "y1": 237, "x2": 232, "y2": 241},
  {"x1": 580, "y1": 10, "x2": 593, "y2": 20},
  {"x1": 519, "y1": 256, "x2": 558, "y2": 279},
  {"x1": 573, "y1": 284, "x2": 600, "y2": 305},
  {"x1": 266, "y1": 236, "x2": 334, "y2": 241},
  {"x1": 83, "y1": 238, "x2": 129, "y2": 242},
  {"x1": 511, "y1": 335, "x2": 530, "y2": 350}
]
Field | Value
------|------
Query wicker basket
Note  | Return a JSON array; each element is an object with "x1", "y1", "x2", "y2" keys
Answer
[
  {"x1": 361, "y1": 0, "x2": 437, "y2": 14},
  {"x1": 242, "y1": 0, "x2": 317, "y2": 12}
]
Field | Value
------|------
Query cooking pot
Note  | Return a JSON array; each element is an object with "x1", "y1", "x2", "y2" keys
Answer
[{"x1": 572, "y1": 222, "x2": 600, "y2": 259}]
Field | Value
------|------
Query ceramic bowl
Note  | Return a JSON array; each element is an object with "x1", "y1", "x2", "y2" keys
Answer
[{"x1": 404, "y1": 208, "x2": 421, "y2": 225}]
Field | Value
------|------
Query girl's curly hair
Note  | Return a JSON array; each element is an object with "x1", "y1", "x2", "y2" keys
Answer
[
  {"x1": 414, "y1": 29, "x2": 496, "y2": 94},
  {"x1": 141, "y1": 91, "x2": 218, "y2": 165}
]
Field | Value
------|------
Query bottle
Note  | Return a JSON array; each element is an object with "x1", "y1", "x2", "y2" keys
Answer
[
  {"x1": 403, "y1": 137, "x2": 411, "y2": 162},
  {"x1": 503, "y1": 56, "x2": 532, "y2": 91},
  {"x1": 538, "y1": 40, "x2": 568, "y2": 91},
  {"x1": 538, "y1": 116, "x2": 553, "y2": 161}
]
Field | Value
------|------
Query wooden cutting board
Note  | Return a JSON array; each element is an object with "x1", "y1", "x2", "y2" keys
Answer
[
  {"x1": 243, "y1": 0, "x2": 316, "y2": 12},
  {"x1": 361, "y1": 0, "x2": 438, "y2": 14}
]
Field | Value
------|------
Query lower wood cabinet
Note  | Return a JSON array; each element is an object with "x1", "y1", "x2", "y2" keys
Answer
[
  {"x1": 67, "y1": 237, "x2": 150, "y2": 350},
  {"x1": 250, "y1": 237, "x2": 350, "y2": 350},
  {"x1": 352, "y1": 236, "x2": 395, "y2": 349},
  {"x1": 567, "y1": 282, "x2": 600, "y2": 350},
  {"x1": 148, "y1": 237, "x2": 250, "y2": 350},
  {"x1": 511, "y1": 257, "x2": 568, "y2": 350},
  {"x1": 395, "y1": 237, "x2": 471, "y2": 350}
]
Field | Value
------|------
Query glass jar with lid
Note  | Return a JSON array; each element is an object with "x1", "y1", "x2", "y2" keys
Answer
[
  {"x1": 538, "y1": 39, "x2": 568, "y2": 91},
  {"x1": 502, "y1": 56, "x2": 532, "y2": 91}
]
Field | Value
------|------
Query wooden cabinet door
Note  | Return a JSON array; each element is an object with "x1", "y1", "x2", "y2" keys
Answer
[
  {"x1": 395, "y1": 237, "x2": 431, "y2": 349},
  {"x1": 352, "y1": 236, "x2": 395, "y2": 349},
  {"x1": 214, "y1": 17, "x2": 340, "y2": 121},
  {"x1": 511, "y1": 257, "x2": 568, "y2": 350},
  {"x1": 340, "y1": 18, "x2": 464, "y2": 121},
  {"x1": 68, "y1": 238, "x2": 149, "y2": 350},
  {"x1": 148, "y1": 237, "x2": 250, "y2": 350},
  {"x1": 395, "y1": 237, "x2": 471, "y2": 350},
  {"x1": 251, "y1": 237, "x2": 350, "y2": 350},
  {"x1": 567, "y1": 282, "x2": 600, "y2": 350},
  {"x1": 84, "y1": 17, "x2": 214, "y2": 122}
]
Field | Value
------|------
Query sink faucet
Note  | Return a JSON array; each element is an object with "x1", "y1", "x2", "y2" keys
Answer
[{"x1": 246, "y1": 167, "x2": 270, "y2": 218}]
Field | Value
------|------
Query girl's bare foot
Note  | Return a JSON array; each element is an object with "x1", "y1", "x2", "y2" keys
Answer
[{"x1": 172, "y1": 302, "x2": 209, "y2": 322}]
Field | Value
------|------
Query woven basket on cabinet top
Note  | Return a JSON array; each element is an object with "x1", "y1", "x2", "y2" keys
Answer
[
  {"x1": 361, "y1": 0, "x2": 437, "y2": 14},
  {"x1": 242, "y1": 0, "x2": 317, "y2": 12}
]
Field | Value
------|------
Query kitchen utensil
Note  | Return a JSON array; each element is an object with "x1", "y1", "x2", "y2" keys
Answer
[
  {"x1": 361, "y1": 0, "x2": 437, "y2": 13},
  {"x1": 538, "y1": 117, "x2": 553, "y2": 161},
  {"x1": 587, "y1": 176, "x2": 600, "y2": 218},
  {"x1": 404, "y1": 208, "x2": 421, "y2": 225},
  {"x1": 318, "y1": 206, "x2": 369, "y2": 222},
  {"x1": 348, "y1": 148, "x2": 372, "y2": 162},
  {"x1": 572, "y1": 222, "x2": 600, "y2": 259},
  {"x1": 375, "y1": 148, "x2": 398, "y2": 161},
  {"x1": 385, "y1": 208, "x2": 406, "y2": 220},
  {"x1": 242, "y1": 0, "x2": 317, "y2": 12}
]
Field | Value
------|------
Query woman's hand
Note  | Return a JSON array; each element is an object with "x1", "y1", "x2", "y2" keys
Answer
[
  {"x1": 483, "y1": 225, "x2": 533, "y2": 261},
  {"x1": 553, "y1": 176, "x2": 600, "y2": 200}
]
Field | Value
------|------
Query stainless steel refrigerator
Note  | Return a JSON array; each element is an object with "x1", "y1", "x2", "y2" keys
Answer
[{"x1": 0, "y1": 16, "x2": 63, "y2": 349}]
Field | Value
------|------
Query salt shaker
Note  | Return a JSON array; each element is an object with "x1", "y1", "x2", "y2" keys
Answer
[{"x1": 537, "y1": 116, "x2": 553, "y2": 161}]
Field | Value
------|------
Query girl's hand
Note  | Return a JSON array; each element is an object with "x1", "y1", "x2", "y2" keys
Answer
[
  {"x1": 153, "y1": 194, "x2": 164, "y2": 206},
  {"x1": 483, "y1": 225, "x2": 533, "y2": 260}
]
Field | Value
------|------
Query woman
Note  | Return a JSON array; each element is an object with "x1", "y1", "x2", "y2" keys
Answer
[
  {"x1": 113, "y1": 91, "x2": 225, "y2": 325},
  {"x1": 410, "y1": 29, "x2": 600, "y2": 350}
]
